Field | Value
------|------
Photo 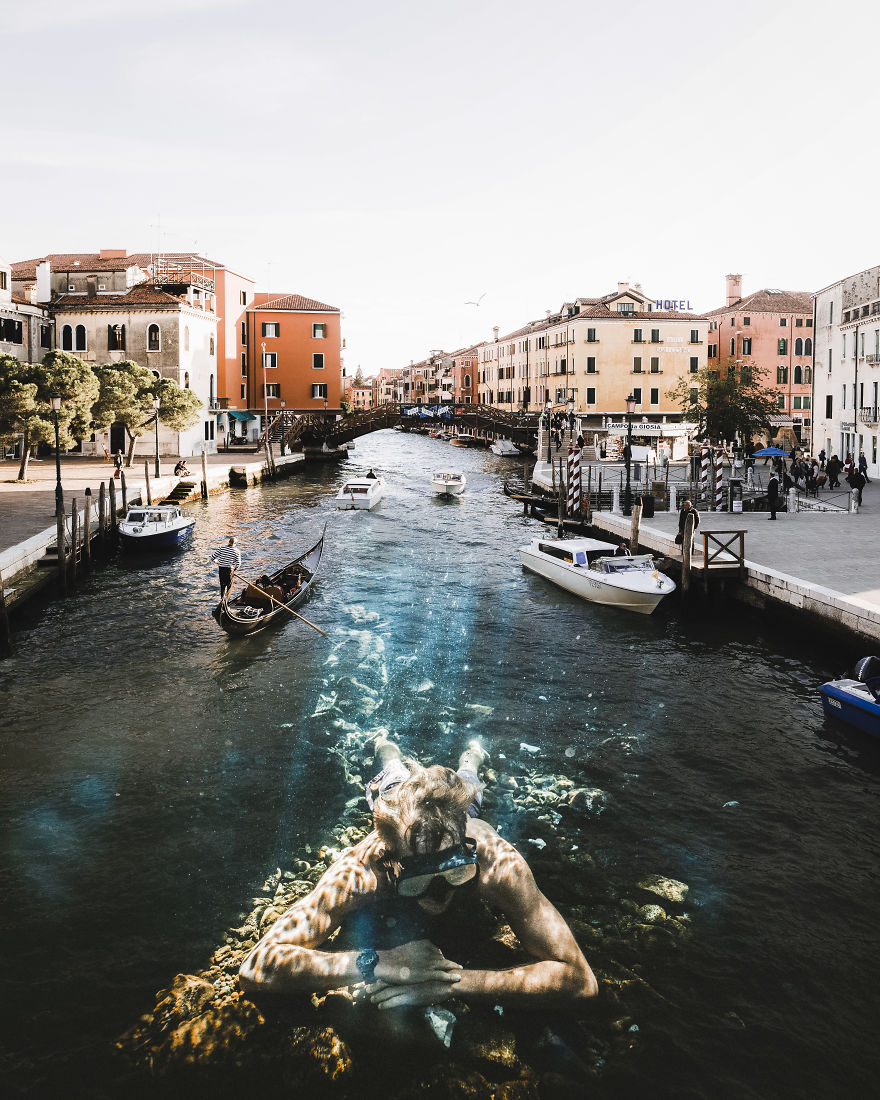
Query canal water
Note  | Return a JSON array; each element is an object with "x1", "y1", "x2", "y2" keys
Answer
[{"x1": 0, "y1": 429, "x2": 877, "y2": 1099}]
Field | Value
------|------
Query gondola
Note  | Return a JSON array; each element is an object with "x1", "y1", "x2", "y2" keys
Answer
[{"x1": 214, "y1": 528, "x2": 325, "y2": 637}]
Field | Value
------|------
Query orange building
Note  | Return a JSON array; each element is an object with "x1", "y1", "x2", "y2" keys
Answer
[{"x1": 246, "y1": 293, "x2": 342, "y2": 418}]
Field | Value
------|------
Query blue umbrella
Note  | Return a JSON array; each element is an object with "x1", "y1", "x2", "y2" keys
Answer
[{"x1": 751, "y1": 447, "x2": 789, "y2": 457}]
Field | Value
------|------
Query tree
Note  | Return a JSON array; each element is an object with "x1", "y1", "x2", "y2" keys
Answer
[
  {"x1": 0, "y1": 351, "x2": 99, "y2": 481},
  {"x1": 92, "y1": 361, "x2": 202, "y2": 465},
  {"x1": 667, "y1": 358, "x2": 778, "y2": 444},
  {"x1": 353, "y1": 365, "x2": 365, "y2": 387}
]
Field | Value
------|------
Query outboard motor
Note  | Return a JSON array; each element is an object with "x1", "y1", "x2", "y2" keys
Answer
[{"x1": 853, "y1": 655, "x2": 880, "y2": 701}]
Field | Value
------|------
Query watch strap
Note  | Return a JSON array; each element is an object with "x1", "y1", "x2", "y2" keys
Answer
[{"x1": 356, "y1": 948, "x2": 378, "y2": 984}]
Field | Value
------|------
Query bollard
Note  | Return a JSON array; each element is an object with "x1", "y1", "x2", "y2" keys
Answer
[
  {"x1": 612, "y1": 486, "x2": 620, "y2": 513},
  {"x1": 788, "y1": 488, "x2": 798, "y2": 516},
  {"x1": 850, "y1": 488, "x2": 860, "y2": 514},
  {"x1": 669, "y1": 484, "x2": 678, "y2": 513}
]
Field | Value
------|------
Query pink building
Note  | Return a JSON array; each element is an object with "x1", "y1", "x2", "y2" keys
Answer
[{"x1": 706, "y1": 274, "x2": 814, "y2": 446}]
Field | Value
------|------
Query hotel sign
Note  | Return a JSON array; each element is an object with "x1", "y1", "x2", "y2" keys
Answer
[{"x1": 655, "y1": 299, "x2": 694, "y2": 311}]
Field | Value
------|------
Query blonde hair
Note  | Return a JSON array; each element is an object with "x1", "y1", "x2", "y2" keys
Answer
[{"x1": 373, "y1": 762, "x2": 478, "y2": 856}]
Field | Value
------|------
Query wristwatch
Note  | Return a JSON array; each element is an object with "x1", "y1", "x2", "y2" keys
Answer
[{"x1": 356, "y1": 948, "x2": 379, "y2": 984}]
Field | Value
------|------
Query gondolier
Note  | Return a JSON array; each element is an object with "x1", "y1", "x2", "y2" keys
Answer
[{"x1": 211, "y1": 536, "x2": 241, "y2": 596}]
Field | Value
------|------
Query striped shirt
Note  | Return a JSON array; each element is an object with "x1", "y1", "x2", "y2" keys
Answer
[{"x1": 211, "y1": 546, "x2": 241, "y2": 569}]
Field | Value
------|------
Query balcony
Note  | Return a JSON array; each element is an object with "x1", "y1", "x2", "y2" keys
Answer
[
  {"x1": 867, "y1": 354, "x2": 880, "y2": 365},
  {"x1": 858, "y1": 406, "x2": 878, "y2": 425}
]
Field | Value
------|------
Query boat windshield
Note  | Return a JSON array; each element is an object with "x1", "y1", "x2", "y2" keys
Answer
[
  {"x1": 594, "y1": 556, "x2": 655, "y2": 574},
  {"x1": 343, "y1": 484, "x2": 369, "y2": 494},
  {"x1": 127, "y1": 512, "x2": 145, "y2": 522},
  {"x1": 435, "y1": 472, "x2": 462, "y2": 481}
]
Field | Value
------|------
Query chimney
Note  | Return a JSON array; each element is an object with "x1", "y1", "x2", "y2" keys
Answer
[
  {"x1": 493, "y1": 326, "x2": 499, "y2": 341},
  {"x1": 725, "y1": 273, "x2": 743, "y2": 307},
  {"x1": 618, "y1": 281, "x2": 630, "y2": 294},
  {"x1": 36, "y1": 261, "x2": 51, "y2": 303},
  {"x1": 100, "y1": 249, "x2": 127, "y2": 259}
]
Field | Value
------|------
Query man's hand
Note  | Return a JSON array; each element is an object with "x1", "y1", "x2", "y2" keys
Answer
[
  {"x1": 374, "y1": 939, "x2": 462, "y2": 986},
  {"x1": 369, "y1": 979, "x2": 458, "y2": 1010}
]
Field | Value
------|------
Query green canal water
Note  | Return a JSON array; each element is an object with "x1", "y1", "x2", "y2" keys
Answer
[{"x1": 0, "y1": 429, "x2": 877, "y2": 1098}]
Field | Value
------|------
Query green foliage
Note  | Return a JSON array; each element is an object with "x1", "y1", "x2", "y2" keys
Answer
[
  {"x1": 667, "y1": 358, "x2": 778, "y2": 443},
  {"x1": 92, "y1": 360, "x2": 158, "y2": 438},
  {"x1": 155, "y1": 376, "x2": 202, "y2": 432},
  {"x1": 0, "y1": 357, "x2": 38, "y2": 442},
  {"x1": 353, "y1": 366, "x2": 365, "y2": 387}
]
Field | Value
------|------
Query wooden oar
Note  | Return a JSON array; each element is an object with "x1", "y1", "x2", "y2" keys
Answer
[{"x1": 232, "y1": 573, "x2": 328, "y2": 637}]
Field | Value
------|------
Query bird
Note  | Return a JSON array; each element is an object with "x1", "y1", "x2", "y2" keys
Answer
[{"x1": 465, "y1": 292, "x2": 486, "y2": 307}]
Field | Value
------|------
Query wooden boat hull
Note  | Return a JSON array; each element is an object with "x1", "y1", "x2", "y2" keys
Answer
[{"x1": 215, "y1": 532, "x2": 324, "y2": 636}]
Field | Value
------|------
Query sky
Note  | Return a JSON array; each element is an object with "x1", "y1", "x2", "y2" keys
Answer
[{"x1": 3, "y1": 0, "x2": 878, "y2": 377}]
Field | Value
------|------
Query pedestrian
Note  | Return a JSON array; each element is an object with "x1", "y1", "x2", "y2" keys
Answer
[
  {"x1": 210, "y1": 536, "x2": 241, "y2": 597},
  {"x1": 767, "y1": 470, "x2": 780, "y2": 520},
  {"x1": 576, "y1": 432, "x2": 585, "y2": 449},
  {"x1": 568, "y1": 410, "x2": 576, "y2": 434},
  {"x1": 113, "y1": 450, "x2": 123, "y2": 479},
  {"x1": 826, "y1": 455, "x2": 841, "y2": 489},
  {"x1": 819, "y1": 448, "x2": 826, "y2": 471},
  {"x1": 859, "y1": 450, "x2": 870, "y2": 484},
  {"x1": 675, "y1": 498, "x2": 700, "y2": 550},
  {"x1": 843, "y1": 452, "x2": 854, "y2": 478}
]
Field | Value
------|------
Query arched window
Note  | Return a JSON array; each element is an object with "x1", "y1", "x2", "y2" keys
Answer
[
  {"x1": 794, "y1": 365, "x2": 803, "y2": 385},
  {"x1": 209, "y1": 374, "x2": 215, "y2": 406},
  {"x1": 184, "y1": 371, "x2": 190, "y2": 390},
  {"x1": 209, "y1": 336, "x2": 215, "y2": 356},
  {"x1": 75, "y1": 325, "x2": 87, "y2": 351},
  {"x1": 61, "y1": 325, "x2": 73, "y2": 350},
  {"x1": 794, "y1": 337, "x2": 803, "y2": 356},
  {"x1": 148, "y1": 324, "x2": 160, "y2": 351},
  {"x1": 777, "y1": 366, "x2": 788, "y2": 384},
  {"x1": 464, "y1": 373, "x2": 471, "y2": 389},
  {"x1": 805, "y1": 338, "x2": 813, "y2": 356},
  {"x1": 184, "y1": 326, "x2": 190, "y2": 351}
]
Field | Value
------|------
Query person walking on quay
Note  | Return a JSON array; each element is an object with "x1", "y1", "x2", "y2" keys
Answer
[
  {"x1": 676, "y1": 498, "x2": 700, "y2": 550},
  {"x1": 113, "y1": 450, "x2": 123, "y2": 479},
  {"x1": 843, "y1": 452, "x2": 854, "y2": 479},
  {"x1": 859, "y1": 450, "x2": 870, "y2": 484},
  {"x1": 819, "y1": 448, "x2": 826, "y2": 471},
  {"x1": 827, "y1": 454, "x2": 842, "y2": 489},
  {"x1": 210, "y1": 536, "x2": 241, "y2": 597},
  {"x1": 767, "y1": 470, "x2": 780, "y2": 520}
]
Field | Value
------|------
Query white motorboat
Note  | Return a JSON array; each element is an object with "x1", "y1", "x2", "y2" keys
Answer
[
  {"x1": 119, "y1": 504, "x2": 195, "y2": 549},
  {"x1": 451, "y1": 432, "x2": 477, "y2": 447},
  {"x1": 334, "y1": 476, "x2": 385, "y2": 510},
  {"x1": 490, "y1": 438, "x2": 521, "y2": 457},
  {"x1": 431, "y1": 470, "x2": 467, "y2": 497},
  {"x1": 518, "y1": 536, "x2": 675, "y2": 615}
]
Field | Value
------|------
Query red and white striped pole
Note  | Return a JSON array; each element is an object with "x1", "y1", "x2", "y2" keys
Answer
[
  {"x1": 567, "y1": 443, "x2": 582, "y2": 515},
  {"x1": 700, "y1": 445, "x2": 710, "y2": 503},
  {"x1": 715, "y1": 447, "x2": 724, "y2": 511}
]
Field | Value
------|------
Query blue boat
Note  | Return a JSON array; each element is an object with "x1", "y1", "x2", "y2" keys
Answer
[
  {"x1": 119, "y1": 504, "x2": 195, "y2": 549},
  {"x1": 819, "y1": 656, "x2": 880, "y2": 738}
]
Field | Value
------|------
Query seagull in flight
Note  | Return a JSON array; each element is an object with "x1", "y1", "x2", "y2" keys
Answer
[{"x1": 465, "y1": 292, "x2": 487, "y2": 307}]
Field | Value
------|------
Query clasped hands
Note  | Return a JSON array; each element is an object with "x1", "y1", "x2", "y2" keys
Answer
[{"x1": 367, "y1": 939, "x2": 463, "y2": 1010}]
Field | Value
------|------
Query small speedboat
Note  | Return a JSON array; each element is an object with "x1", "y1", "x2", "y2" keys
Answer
[
  {"x1": 119, "y1": 504, "x2": 195, "y2": 548},
  {"x1": 334, "y1": 476, "x2": 385, "y2": 510},
  {"x1": 431, "y1": 470, "x2": 467, "y2": 497},
  {"x1": 820, "y1": 656, "x2": 880, "y2": 738},
  {"x1": 518, "y1": 536, "x2": 675, "y2": 615},
  {"x1": 490, "y1": 438, "x2": 521, "y2": 457},
  {"x1": 451, "y1": 433, "x2": 477, "y2": 447}
]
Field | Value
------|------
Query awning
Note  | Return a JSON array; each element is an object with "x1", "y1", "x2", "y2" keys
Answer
[{"x1": 228, "y1": 410, "x2": 256, "y2": 422}]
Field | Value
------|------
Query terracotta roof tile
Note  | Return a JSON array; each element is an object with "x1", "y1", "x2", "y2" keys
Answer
[
  {"x1": 11, "y1": 250, "x2": 227, "y2": 280},
  {"x1": 248, "y1": 294, "x2": 339, "y2": 312},
  {"x1": 51, "y1": 285, "x2": 197, "y2": 309},
  {"x1": 705, "y1": 289, "x2": 814, "y2": 317}
]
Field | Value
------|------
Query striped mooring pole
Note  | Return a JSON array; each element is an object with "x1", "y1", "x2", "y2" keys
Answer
[
  {"x1": 715, "y1": 448, "x2": 724, "y2": 511},
  {"x1": 567, "y1": 444, "x2": 582, "y2": 515},
  {"x1": 700, "y1": 445, "x2": 710, "y2": 502}
]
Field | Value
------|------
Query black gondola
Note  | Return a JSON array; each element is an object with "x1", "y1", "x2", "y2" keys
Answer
[{"x1": 214, "y1": 529, "x2": 325, "y2": 636}]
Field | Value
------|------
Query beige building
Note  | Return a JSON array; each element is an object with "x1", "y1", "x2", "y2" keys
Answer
[{"x1": 0, "y1": 256, "x2": 52, "y2": 364}]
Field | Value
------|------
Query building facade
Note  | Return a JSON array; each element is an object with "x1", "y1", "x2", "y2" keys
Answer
[
  {"x1": 812, "y1": 264, "x2": 880, "y2": 476},
  {"x1": 0, "y1": 256, "x2": 51, "y2": 363},
  {"x1": 246, "y1": 294, "x2": 342, "y2": 423},
  {"x1": 705, "y1": 275, "x2": 814, "y2": 447}
]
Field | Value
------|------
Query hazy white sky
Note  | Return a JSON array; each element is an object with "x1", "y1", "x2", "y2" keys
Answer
[{"x1": 3, "y1": 0, "x2": 877, "y2": 375}]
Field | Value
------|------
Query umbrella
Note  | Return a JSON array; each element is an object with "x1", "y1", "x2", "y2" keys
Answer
[{"x1": 751, "y1": 447, "x2": 789, "y2": 457}]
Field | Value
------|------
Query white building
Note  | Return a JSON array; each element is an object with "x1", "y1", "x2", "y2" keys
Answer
[{"x1": 812, "y1": 264, "x2": 880, "y2": 475}]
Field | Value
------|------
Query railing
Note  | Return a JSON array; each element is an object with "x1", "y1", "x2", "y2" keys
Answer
[
  {"x1": 867, "y1": 354, "x2": 880, "y2": 365},
  {"x1": 858, "y1": 406, "x2": 878, "y2": 424}
]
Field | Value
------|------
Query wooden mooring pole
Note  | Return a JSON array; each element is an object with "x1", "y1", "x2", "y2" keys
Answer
[
  {"x1": 201, "y1": 450, "x2": 209, "y2": 500},
  {"x1": 83, "y1": 488, "x2": 93, "y2": 571},
  {"x1": 98, "y1": 483, "x2": 107, "y2": 557},
  {"x1": 69, "y1": 498, "x2": 78, "y2": 591},
  {"x1": 0, "y1": 568, "x2": 12, "y2": 657},
  {"x1": 557, "y1": 459, "x2": 565, "y2": 537},
  {"x1": 681, "y1": 511, "x2": 695, "y2": 595},
  {"x1": 120, "y1": 470, "x2": 128, "y2": 513},
  {"x1": 630, "y1": 499, "x2": 642, "y2": 554},
  {"x1": 144, "y1": 461, "x2": 152, "y2": 505},
  {"x1": 56, "y1": 505, "x2": 67, "y2": 596},
  {"x1": 109, "y1": 476, "x2": 118, "y2": 532}
]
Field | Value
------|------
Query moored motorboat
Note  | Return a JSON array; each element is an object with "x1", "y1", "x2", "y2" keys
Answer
[
  {"x1": 119, "y1": 504, "x2": 195, "y2": 548},
  {"x1": 334, "y1": 476, "x2": 385, "y2": 510},
  {"x1": 490, "y1": 438, "x2": 521, "y2": 456},
  {"x1": 431, "y1": 470, "x2": 467, "y2": 497},
  {"x1": 518, "y1": 536, "x2": 675, "y2": 615},
  {"x1": 819, "y1": 656, "x2": 880, "y2": 738},
  {"x1": 451, "y1": 433, "x2": 477, "y2": 447},
  {"x1": 215, "y1": 530, "x2": 324, "y2": 636}
]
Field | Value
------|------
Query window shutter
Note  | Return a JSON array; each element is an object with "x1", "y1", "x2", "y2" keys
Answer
[{"x1": 121, "y1": 324, "x2": 125, "y2": 351}]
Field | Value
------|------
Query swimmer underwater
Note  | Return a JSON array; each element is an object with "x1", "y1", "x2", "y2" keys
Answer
[{"x1": 239, "y1": 737, "x2": 598, "y2": 1008}]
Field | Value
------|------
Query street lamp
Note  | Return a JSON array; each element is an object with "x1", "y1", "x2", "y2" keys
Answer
[
  {"x1": 622, "y1": 392, "x2": 636, "y2": 517},
  {"x1": 50, "y1": 392, "x2": 63, "y2": 515},
  {"x1": 545, "y1": 399, "x2": 553, "y2": 463},
  {"x1": 153, "y1": 395, "x2": 161, "y2": 477}
]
